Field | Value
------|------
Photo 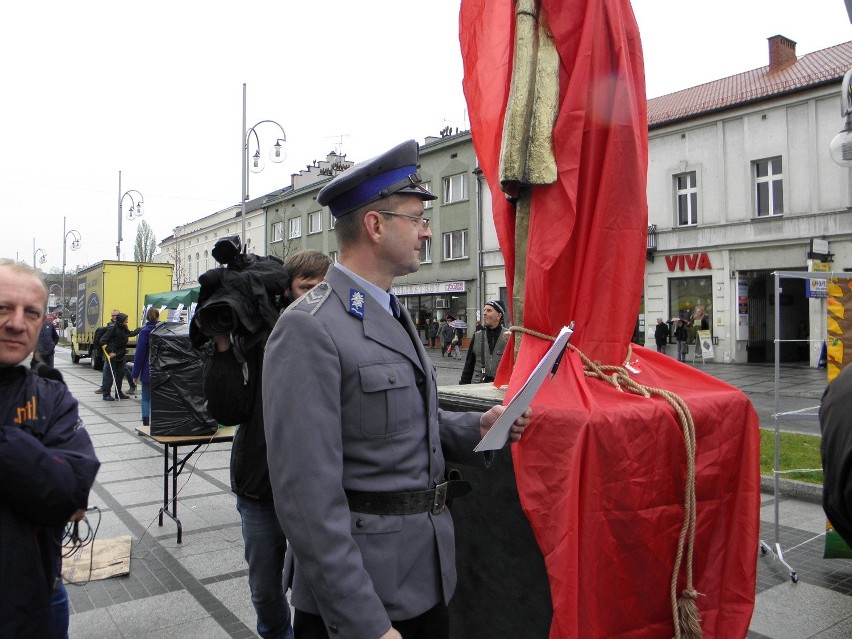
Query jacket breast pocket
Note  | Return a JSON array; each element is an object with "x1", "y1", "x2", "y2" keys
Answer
[{"x1": 358, "y1": 361, "x2": 415, "y2": 438}]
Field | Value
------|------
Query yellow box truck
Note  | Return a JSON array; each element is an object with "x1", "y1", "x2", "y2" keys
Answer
[{"x1": 71, "y1": 261, "x2": 174, "y2": 367}]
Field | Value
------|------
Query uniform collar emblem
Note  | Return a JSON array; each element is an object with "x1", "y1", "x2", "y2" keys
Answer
[{"x1": 348, "y1": 289, "x2": 366, "y2": 319}]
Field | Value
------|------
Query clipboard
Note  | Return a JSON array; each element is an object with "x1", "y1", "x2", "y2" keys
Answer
[{"x1": 474, "y1": 324, "x2": 574, "y2": 452}]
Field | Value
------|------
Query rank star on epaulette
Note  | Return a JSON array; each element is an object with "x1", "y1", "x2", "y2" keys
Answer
[{"x1": 348, "y1": 289, "x2": 366, "y2": 319}]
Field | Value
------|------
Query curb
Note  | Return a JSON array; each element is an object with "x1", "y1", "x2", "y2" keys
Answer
[{"x1": 761, "y1": 474, "x2": 822, "y2": 504}]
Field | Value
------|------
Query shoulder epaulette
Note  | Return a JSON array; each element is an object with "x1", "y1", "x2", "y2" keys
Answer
[{"x1": 287, "y1": 281, "x2": 332, "y2": 317}]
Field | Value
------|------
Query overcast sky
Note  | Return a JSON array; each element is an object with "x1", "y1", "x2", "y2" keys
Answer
[{"x1": 2, "y1": 0, "x2": 850, "y2": 274}]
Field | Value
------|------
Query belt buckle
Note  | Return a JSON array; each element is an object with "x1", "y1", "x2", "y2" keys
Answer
[{"x1": 432, "y1": 481, "x2": 449, "y2": 515}]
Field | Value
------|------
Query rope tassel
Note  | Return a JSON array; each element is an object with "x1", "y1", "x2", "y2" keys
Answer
[{"x1": 676, "y1": 589, "x2": 703, "y2": 638}]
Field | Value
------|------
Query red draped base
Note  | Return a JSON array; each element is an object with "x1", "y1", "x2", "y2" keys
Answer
[{"x1": 512, "y1": 343, "x2": 760, "y2": 638}]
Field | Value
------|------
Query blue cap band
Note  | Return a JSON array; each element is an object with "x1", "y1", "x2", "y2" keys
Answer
[{"x1": 328, "y1": 164, "x2": 416, "y2": 216}]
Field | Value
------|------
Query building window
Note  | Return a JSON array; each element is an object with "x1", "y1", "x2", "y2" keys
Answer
[
  {"x1": 329, "y1": 212, "x2": 336, "y2": 229},
  {"x1": 271, "y1": 221, "x2": 284, "y2": 242},
  {"x1": 422, "y1": 182, "x2": 433, "y2": 208},
  {"x1": 754, "y1": 157, "x2": 783, "y2": 217},
  {"x1": 420, "y1": 239, "x2": 432, "y2": 264},
  {"x1": 329, "y1": 250, "x2": 339, "y2": 263},
  {"x1": 308, "y1": 211, "x2": 322, "y2": 234},
  {"x1": 442, "y1": 173, "x2": 467, "y2": 204},
  {"x1": 674, "y1": 172, "x2": 698, "y2": 226},
  {"x1": 443, "y1": 230, "x2": 468, "y2": 260},
  {"x1": 288, "y1": 217, "x2": 302, "y2": 239},
  {"x1": 204, "y1": 250, "x2": 209, "y2": 271}
]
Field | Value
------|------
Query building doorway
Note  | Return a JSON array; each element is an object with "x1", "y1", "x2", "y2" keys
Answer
[{"x1": 744, "y1": 270, "x2": 808, "y2": 363}]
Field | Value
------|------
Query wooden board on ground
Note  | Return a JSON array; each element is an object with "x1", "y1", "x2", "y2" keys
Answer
[{"x1": 62, "y1": 535, "x2": 132, "y2": 583}]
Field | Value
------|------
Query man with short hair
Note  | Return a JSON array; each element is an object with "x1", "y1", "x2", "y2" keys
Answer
[
  {"x1": 202, "y1": 249, "x2": 331, "y2": 639},
  {"x1": 262, "y1": 140, "x2": 531, "y2": 639},
  {"x1": 459, "y1": 300, "x2": 508, "y2": 384},
  {"x1": 0, "y1": 260, "x2": 100, "y2": 638}
]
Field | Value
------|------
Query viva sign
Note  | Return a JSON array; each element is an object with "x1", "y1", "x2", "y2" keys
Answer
[{"x1": 665, "y1": 252, "x2": 712, "y2": 272}]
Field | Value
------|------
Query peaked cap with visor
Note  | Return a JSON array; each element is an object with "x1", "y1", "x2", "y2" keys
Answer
[{"x1": 317, "y1": 139, "x2": 437, "y2": 217}]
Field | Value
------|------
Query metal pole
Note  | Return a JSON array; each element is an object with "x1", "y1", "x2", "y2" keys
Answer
[
  {"x1": 62, "y1": 216, "x2": 66, "y2": 320},
  {"x1": 116, "y1": 170, "x2": 123, "y2": 260},
  {"x1": 241, "y1": 83, "x2": 247, "y2": 247}
]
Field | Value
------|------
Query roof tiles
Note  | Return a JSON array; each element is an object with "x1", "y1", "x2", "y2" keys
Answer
[{"x1": 647, "y1": 41, "x2": 852, "y2": 128}]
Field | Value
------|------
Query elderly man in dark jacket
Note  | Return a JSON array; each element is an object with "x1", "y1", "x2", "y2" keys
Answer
[
  {"x1": 101, "y1": 312, "x2": 133, "y2": 401},
  {"x1": 0, "y1": 260, "x2": 100, "y2": 639}
]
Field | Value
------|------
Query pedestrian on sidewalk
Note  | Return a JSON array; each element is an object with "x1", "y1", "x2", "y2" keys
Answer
[
  {"x1": 33, "y1": 317, "x2": 59, "y2": 368},
  {"x1": 440, "y1": 316, "x2": 455, "y2": 357},
  {"x1": 673, "y1": 318, "x2": 688, "y2": 362},
  {"x1": 654, "y1": 317, "x2": 669, "y2": 354},
  {"x1": 131, "y1": 307, "x2": 160, "y2": 426},
  {"x1": 459, "y1": 300, "x2": 508, "y2": 384},
  {"x1": 101, "y1": 313, "x2": 132, "y2": 401},
  {"x1": 427, "y1": 318, "x2": 439, "y2": 349}
]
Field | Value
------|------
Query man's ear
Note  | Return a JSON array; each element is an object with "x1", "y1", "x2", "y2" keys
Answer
[{"x1": 362, "y1": 210, "x2": 384, "y2": 243}]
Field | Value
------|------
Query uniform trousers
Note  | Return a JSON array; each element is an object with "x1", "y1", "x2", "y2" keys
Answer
[{"x1": 294, "y1": 602, "x2": 449, "y2": 639}]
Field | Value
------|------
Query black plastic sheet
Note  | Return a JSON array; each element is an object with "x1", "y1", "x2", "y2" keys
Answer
[{"x1": 150, "y1": 322, "x2": 218, "y2": 436}]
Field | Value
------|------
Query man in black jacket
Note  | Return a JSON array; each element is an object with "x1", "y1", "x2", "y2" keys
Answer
[
  {"x1": 101, "y1": 313, "x2": 132, "y2": 401},
  {"x1": 0, "y1": 260, "x2": 100, "y2": 639},
  {"x1": 201, "y1": 250, "x2": 330, "y2": 639}
]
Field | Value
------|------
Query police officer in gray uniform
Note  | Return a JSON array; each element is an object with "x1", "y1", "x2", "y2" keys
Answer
[{"x1": 262, "y1": 140, "x2": 531, "y2": 639}]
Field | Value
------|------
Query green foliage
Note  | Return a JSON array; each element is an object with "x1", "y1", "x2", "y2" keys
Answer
[{"x1": 759, "y1": 429, "x2": 824, "y2": 484}]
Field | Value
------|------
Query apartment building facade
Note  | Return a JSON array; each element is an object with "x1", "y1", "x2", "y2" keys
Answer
[{"x1": 644, "y1": 36, "x2": 852, "y2": 364}]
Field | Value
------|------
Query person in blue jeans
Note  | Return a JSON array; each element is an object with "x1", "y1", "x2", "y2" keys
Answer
[
  {"x1": 200, "y1": 250, "x2": 331, "y2": 639},
  {"x1": 131, "y1": 307, "x2": 160, "y2": 426}
]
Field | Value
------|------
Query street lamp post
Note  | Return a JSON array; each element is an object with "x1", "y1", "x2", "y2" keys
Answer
[
  {"x1": 32, "y1": 238, "x2": 46, "y2": 270},
  {"x1": 241, "y1": 83, "x2": 287, "y2": 251},
  {"x1": 61, "y1": 216, "x2": 81, "y2": 323},
  {"x1": 116, "y1": 170, "x2": 144, "y2": 260}
]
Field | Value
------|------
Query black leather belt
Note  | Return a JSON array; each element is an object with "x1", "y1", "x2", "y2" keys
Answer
[{"x1": 346, "y1": 479, "x2": 471, "y2": 516}]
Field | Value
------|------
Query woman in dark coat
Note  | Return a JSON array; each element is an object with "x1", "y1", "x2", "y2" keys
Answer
[{"x1": 132, "y1": 307, "x2": 160, "y2": 425}]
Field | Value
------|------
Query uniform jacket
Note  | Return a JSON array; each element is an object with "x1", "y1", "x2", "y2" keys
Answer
[
  {"x1": 262, "y1": 266, "x2": 484, "y2": 639},
  {"x1": 0, "y1": 366, "x2": 100, "y2": 639}
]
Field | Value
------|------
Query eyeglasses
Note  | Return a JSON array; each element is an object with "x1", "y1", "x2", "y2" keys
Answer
[{"x1": 377, "y1": 210, "x2": 430, "y2": 230}]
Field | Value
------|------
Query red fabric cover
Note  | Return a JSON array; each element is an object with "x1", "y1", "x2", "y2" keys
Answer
[{"x1": 460, "y1": 0, "x2": 760, "y2": 636}]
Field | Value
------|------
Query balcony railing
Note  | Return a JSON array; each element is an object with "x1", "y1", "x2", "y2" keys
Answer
[{"x1": 646, "y1": 224, "x2": 657, "y2": 262}]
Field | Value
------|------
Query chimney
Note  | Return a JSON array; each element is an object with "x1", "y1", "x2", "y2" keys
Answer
[{"x1": 768, "y1": 35, "x2": 797, "y2": 73}]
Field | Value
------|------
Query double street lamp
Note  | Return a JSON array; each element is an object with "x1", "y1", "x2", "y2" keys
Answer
[
  {"x1": 61, "y1": 217, "x2": 81, "y2": 322},
  {"x1": 32, "y1": 238, "x2": 46, "y2": 269},
  {"x1": 116, "y1": 170, "x2": 144, "y2": 260},
  {"x1": 241, "y1": 83, "x2": 287, "y2": 250}
]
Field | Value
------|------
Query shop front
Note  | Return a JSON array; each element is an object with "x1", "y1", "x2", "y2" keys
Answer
[{"x1": 392, "y1": 280, "x2": 471, "y2": 344}]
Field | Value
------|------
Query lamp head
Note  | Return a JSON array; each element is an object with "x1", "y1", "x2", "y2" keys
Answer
[{"x1": 830, "y1": 120, "x2": 852, "y2": 167}]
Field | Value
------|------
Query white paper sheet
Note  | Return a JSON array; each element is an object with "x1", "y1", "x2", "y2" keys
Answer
[{"x1": 474, "y1": 324, "x2": 574, "y2": 452}]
